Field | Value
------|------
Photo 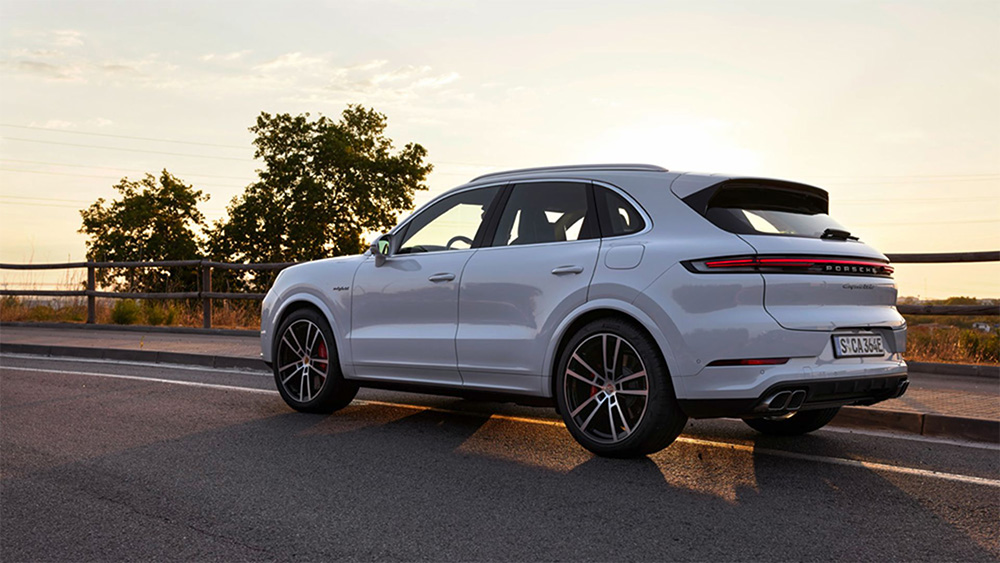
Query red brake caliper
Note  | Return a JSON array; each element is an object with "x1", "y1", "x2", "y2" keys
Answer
[{"x1": 316, "y1": 341, "x2": 328, "y2": 369}]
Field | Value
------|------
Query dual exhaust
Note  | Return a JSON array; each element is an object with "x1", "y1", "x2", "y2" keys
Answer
[{"x1": 757, "y1": 389, "x2": 807, "y2": 413}]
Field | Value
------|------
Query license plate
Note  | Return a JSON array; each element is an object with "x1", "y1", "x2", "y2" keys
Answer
[{"x1": 833, "y1": 334, "x2": 886, "y2": 358}]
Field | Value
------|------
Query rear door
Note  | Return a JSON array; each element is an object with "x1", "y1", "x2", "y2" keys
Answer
[
  {"x1": 456, "y1": 181, "x2": 601, "y2": 393},
  {"x1": 684, "y1": 180, "x2": 902, "y2": 331}
]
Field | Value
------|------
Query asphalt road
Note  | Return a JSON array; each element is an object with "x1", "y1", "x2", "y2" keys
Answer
[{"x1": 2, "y1": 354, "x2": 998, "y2": 562}]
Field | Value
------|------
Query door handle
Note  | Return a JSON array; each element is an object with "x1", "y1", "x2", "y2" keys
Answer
[
  {"x1": 551, "y1": 265, "x2": 585, "y2": 275},
  {"x1": 428, "y1": 272, "x2": 456, "y2": 282}
]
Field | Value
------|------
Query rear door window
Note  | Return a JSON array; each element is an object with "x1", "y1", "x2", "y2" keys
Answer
[{"x1": 491, "y1": 182, "x2": 597, "y2": 246}]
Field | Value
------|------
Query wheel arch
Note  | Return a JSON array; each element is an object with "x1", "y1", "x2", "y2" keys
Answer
[
  {"x1": 269, "y1": 293, "x2": 346, "y2": 369},
  {"x1": 543, "y1": 299, "x2": 678, "y2": 399}
]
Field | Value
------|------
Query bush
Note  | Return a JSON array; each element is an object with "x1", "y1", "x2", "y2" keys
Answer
[
  {"x1": 142, "y1": 301, "x2": 177, "y2": 326},
  {"x1": 111, "y1": 300, "x2": 141, "y2": 325}
]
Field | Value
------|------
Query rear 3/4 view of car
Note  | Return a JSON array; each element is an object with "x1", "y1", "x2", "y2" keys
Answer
[{"x1": 261, "y1": 164, "x2": 909, "y2": 458}]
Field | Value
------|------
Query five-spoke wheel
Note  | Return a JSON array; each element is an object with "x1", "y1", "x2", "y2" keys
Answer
[
  {"x1": 273, "y1": 308, "x2": 358, "y2": 413},
  {"x1": 556, "y1": 318, "x2": 687, "y2": 458}
]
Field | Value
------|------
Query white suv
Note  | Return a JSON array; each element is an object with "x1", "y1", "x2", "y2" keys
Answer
[{"x1": 260, "y1": 164, "x2": 908, "y2": 457}]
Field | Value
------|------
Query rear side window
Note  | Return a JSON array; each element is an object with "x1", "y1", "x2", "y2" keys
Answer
[
  {"x1": 492, "y1": 182, "x2": 597, "y2": 246},
  {"x1": 596, "y1": 187, "x2": 645, "y2": 237},
  {"x1": 686, "y1": 180, "x2": 851, "y2": 239}
]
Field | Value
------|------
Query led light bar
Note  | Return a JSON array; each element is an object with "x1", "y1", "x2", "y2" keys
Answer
[{"x1": 686, "y1": 255, "x2": 894, "y2": 277}]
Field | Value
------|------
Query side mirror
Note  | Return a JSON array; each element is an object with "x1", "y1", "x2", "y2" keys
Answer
[{"x1": 370, "y1": 234, "x2": 392, "y2": 266}]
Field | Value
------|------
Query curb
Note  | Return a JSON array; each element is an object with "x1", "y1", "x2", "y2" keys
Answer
[
  {"x1": 0, "y1": 342, "x2": 268, "y2": 371},
  {"x1": 2, "y1": 343, "x2": 997, "y2": 445},
  {"x1": 833, "y1": 407, "x2": 999, "y2": 444},
  {"x1": 906, "y1": 361, "x2": 999, "y2": 379},
  {"x1": 0, "y1": 321, "x2": 257, "y2": 337}
]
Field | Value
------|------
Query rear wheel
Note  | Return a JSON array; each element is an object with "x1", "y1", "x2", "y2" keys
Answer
[
  {"x1": 742, "y1": 407, "x2": 841, "y2": 436},
  {"x1": 273, "y1": 308, "x2": 358, "y2": 413},
  {"x1": 556, "y1": 318, "x2": 687, "y2": 458}
]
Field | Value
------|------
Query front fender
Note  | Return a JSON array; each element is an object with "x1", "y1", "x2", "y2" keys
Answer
[{"x1": 260, "y1": 258, "x2": 362, "y2": 372}]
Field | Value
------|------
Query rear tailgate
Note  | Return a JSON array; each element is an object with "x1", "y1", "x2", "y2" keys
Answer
[
  {"x1": 680, "y1": 177, "x2": 904, "y2": 332},
  {"x1": 738, "y1": 235, "x2": 902, "y2": 331}
]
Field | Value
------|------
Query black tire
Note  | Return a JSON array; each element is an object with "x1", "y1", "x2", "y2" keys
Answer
[
  {"x1": 555, "y1": 318, "x2": 687, "y2": 458},
  {"x1": 742, "y1": 407, "x2": 841, "y2": 436},
  {"x1": 272, "y1": 308, "x2": 358, "y2": 414}
]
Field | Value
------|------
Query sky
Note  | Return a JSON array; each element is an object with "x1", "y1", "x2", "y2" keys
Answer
[{"x1": 0, "y1": 0, "x2": 997, "y2": 298}]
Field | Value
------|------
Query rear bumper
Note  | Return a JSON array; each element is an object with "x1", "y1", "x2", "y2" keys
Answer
[{"x1": 678, "y1": 373, "x2": 909, "y2": 419}]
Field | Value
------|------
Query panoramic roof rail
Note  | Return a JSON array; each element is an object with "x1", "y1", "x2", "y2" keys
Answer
[{"x1": 471, "y1": 163, "x2": 669, "y2": 182}]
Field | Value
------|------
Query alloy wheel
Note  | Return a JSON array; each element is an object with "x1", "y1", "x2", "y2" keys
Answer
[
  {"x1": 276, "y1": 319, "x2": 330, "y2": 403},
  {"x1": 563, "y1": 333, "x2": 649, "y2": 444}
]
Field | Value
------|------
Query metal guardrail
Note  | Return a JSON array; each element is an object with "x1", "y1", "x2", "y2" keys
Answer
[{"x1": 1, "y1": 251, "x2": 997, "y2": 328}]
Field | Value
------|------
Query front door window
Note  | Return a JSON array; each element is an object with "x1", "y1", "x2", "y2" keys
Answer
[{"x1": 397, "y1": 186, "x2": 500, "y2": 254}]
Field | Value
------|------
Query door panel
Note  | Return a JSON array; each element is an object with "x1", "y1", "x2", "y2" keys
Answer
[
  {"x1": 349, "y1": 185, "x2": 502, "y2": 385},
  {"x1": 457, "y1": 241, "x2": 600, "y2": 391},
  {"x1": 351, "y1": 252, "x2": 473, "y2": 384}
]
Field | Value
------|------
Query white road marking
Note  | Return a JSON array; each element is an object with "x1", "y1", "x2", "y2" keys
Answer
[
  {"x1": 3, "y1": 363, "x2": 999, "y2": 488},
  {"x1": 0, "y1": 352, "x2": 269, "y2": 376},
  {"x1": 0, "y1": 365, "x2": 277, "y2": 395}
]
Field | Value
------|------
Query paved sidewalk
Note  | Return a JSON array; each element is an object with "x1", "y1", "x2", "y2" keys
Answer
[{"x1": 2, "y1": 324, "x2": 998, "y2": 441}]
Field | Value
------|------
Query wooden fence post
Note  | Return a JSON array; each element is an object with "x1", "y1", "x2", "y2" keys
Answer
[
  {"x1": 86, "y1": 264, "x2": 96, "y2": 324},
  {"x1": 201, "y1": 261, "x2": 212, "y2": 329}
]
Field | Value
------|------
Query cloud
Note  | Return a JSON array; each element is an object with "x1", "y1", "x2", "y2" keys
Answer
[
  {"x1": 28, "y1": 119, "x2": 75, "y2": 129},
  {"x1": 0, "y1": 60, "x2": 82, "y2": 81},
  {"x1": 51, "y1": 30, "x2": 84, "y2": 47},
  {"x1": 254, "y1": 52, "x2": 326, "y2": 72},
  {"x1": 101, "y1": 63, "x2": 140, "y2": 74},
  {"x1": 200, "y1": 50, "x2": 251, "y2": 62}
]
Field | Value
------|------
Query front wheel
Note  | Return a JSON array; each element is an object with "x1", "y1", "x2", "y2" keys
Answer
[
  {"x1": 273, "y1": 308, "x2": 358, "y2": 413},
  {"x1": 742, "y1": 407, "x2": 841, "y2": 436},
  {"x1": 555, "y1": 318, "x2": 687, "y2": 458}
]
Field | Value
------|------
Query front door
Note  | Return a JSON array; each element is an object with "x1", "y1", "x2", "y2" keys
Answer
[{"x1": 350, "y1": 185, "x2": 501, "y2": 385}]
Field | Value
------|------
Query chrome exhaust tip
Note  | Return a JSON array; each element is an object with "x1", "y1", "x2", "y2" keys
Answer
[
  {"x1": 892, "y1": 380, "x2": 910, "y2": 398},
  {"x1": 787, "y1": 389, "x2": 807, "y2": 411},
  {"x1": 763, "y1": 390, "x2": 792, "y2": 411}
]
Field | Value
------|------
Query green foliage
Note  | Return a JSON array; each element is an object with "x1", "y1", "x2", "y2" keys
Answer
[
  {"x1": 79, "y1": 170, "x2": 208, "y2": 292},
  {"x1": 111, "y1": 299, "x2": 141, "y2": 325},
  {"x1": 208, "y1": 105, "x2": 432, "y2": 290},
  {"x1": 142, "y1": 301, "x2": 178, "y2": 326}
]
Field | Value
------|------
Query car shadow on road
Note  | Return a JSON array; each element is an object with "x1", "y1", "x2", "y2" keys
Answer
[{"x1": 4, "y1": 399, "x2": 997, "y2": 562}]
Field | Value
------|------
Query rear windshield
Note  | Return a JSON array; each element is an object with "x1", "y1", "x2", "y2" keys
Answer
[{"x1": 687, "y1": 181, "x2": 850, "y2": 239}]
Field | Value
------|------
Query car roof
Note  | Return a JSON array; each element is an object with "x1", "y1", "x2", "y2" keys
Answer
[{"x1": 470, "y1": 163, "x2": 669, "y2": 182}]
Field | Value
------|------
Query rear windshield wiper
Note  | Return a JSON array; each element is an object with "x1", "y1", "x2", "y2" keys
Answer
[{"x1": 821, "y1": 228, "x2": 858, "y2": 241}]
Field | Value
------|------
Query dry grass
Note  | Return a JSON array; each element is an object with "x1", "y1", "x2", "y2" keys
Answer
[
  {"x1": 903, "y1": 315, "x2": 998, "y2": 365},
  {"x1": 1, "y1": 296, "x2": 260, "y2": 330}
]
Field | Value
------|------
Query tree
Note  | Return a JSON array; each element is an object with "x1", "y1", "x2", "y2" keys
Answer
[
  {"x1": 208, "y1": 105, "x2": 432, "y2": 289},
  {"x1": 79, "y1": 170, "x2": 208, "y2": 292}
]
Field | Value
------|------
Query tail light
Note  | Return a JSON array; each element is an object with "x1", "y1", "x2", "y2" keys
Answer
[
  {"x1": 684, "y1": 255, "x2": 893, "y2": 277},
  {"x1": 707, "y1": 358, "x2": 789, "y2": 367}
]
